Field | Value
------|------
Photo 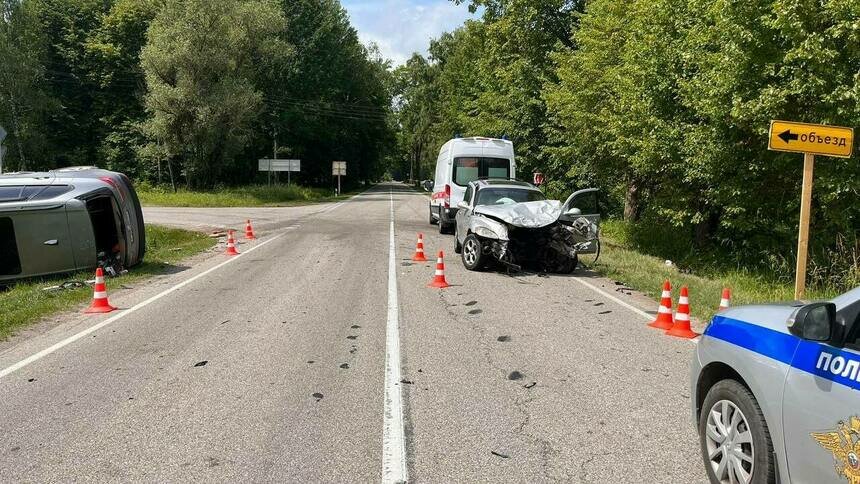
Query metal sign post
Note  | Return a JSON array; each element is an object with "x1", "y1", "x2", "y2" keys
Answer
[
  {"x1": 332, "y1": 161, "x2": 346, "y2": 196},
  {"x1": 767, "y1": 120, "x2": 854, "y2": 299}
]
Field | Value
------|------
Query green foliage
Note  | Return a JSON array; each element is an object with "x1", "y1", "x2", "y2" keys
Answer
[
  {"x1": 0, "y1": 0, "x2": 57, "y2": 171},
  {"x1": 396, "y1": 0, "x2": 858, "y2": 290},
  {"x1": 140, "y1": 0, "x2": 287, "y2": 188},
  {"x1": 0, "y1": 0, "x2": 395, "y2": 188}
]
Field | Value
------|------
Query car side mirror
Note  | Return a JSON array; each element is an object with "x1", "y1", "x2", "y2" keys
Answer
[
  {"x1": 788, "y1": 302, "x2": 838, "y2": 343},
  {"x1": 565, "y1": 207, "x2": 582, "y2": 216},
  {"x1": 422, "y1": 180, "x2": 434, "y2": 192},
  {"x1": 457, "y1": 201, "x2": 469, "y2": 210}
]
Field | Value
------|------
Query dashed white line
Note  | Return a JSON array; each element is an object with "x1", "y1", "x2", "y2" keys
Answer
[
  {"x1": 0, "y1": 234, "x2": 283, "y2": 379},
  {"x1": 382, "y1": 189, "x2": 408, "y2": 483}
]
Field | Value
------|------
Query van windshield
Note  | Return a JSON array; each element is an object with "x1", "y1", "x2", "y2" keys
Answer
[{"x1": 453, "y1": 157, "x2": 511, "y2": 186}]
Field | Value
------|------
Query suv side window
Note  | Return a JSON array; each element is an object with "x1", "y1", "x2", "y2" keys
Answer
[{"x1": 463, "y1": 186, "x2": 473, "y2": 206}]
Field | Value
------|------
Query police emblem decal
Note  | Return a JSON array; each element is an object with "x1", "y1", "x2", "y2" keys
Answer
[{"x1": 812, "y1": 416, "x2": 860, "y2": 483}]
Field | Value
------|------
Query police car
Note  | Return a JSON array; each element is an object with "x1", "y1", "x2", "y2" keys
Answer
[{"x1": 691, "y1": 286, "x2": 860, "y2": 484}]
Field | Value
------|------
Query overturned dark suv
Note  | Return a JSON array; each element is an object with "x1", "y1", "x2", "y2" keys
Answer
[{"x1": 0, "y1": 167, "x2": 145, "y2": 284}]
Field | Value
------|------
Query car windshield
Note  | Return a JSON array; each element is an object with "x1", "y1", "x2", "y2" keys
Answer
[{"x1": 475, "y1": 187, "x2": 545, "y2": 206}]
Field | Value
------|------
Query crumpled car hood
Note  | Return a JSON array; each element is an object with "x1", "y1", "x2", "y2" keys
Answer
[{"x1": 474, "y1": 200, "x2": 562, "y2": 228}]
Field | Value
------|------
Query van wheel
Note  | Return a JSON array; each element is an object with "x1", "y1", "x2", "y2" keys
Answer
[
  {"x1": 429, "y1": 206, "x2": 438, "y2": 225},
  {"x1": 699, "y1": 379, "x2": 775, "y2": 484}
]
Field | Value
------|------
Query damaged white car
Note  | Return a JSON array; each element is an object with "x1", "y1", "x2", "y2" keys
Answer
[{"x1": 453, "y1": 179, "x2": 599, "y2": 273}]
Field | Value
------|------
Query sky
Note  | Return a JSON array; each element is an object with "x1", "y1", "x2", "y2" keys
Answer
[{"x1": 341, "y1": 0, "x2": 479, "y2": 66}]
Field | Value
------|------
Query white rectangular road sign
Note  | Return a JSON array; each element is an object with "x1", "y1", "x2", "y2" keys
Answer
[
  {"x1": 332, "y1": 161, "x2": 346, "y2": 176},
  {"x1": 259, "y1": 159, "x2": 300, "y2": 172}
]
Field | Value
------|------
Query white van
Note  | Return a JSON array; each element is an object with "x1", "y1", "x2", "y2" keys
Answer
[{"x1": 426, "y1": 137, "x2": 516, "y2": 233}]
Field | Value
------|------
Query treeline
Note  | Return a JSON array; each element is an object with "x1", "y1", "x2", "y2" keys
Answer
[
  {"x1": 0, "y1": 0, "x2": 394, "y2": 188},
  {"x1": 392, "y1": 0, "x2": 859, "y2": 288}
]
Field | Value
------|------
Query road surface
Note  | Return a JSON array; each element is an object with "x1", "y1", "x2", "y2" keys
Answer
[{"x1": 0, "y1": 183, "x2": 707, "y2": 482}]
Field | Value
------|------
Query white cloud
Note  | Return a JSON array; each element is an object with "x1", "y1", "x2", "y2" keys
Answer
[{"x1": 341, "y1": 0, "x2": 478, "y2": 65}]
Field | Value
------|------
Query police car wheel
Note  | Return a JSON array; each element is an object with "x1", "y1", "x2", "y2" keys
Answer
[{"x1": 699, "y1": 380, "x2": 775, "y2": 484}]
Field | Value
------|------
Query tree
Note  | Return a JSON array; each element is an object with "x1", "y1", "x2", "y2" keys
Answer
[
  {"x1": 0, "y1": 0, "x2": 56, "y2": 171},
  {"x1": 140, "y1": 0, "x2": 289, "y2": 188}
]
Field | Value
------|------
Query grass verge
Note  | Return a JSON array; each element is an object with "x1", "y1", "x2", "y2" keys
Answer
[
  {"x1": 590, "y1": 220, "x2": 837, "y2": 324},
  {"x1": 137, "y1": 184, "x2": 359, "y2": 207},
  {"x1": 0, "y1": 225, "x2": 215, "y2": 340}
]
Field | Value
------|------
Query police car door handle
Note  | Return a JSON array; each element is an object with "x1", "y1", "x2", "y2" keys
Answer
[{"x1": 43, "y1": 239, "x2": 58, "y2": 246}]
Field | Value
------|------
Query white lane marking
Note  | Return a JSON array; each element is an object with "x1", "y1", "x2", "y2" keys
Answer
[
  {"x1": 570, "y1": 276, "x2": 700, "y2": 344},
  {"x1": 382, "y1": 189, "x2": 408, "y2": 483},
  {"x1": 0, "y1": 235, "x2": 283, "y2": 379}
]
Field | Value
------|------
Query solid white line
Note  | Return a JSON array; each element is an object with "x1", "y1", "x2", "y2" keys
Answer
[
  {"x1": 382, "y1": 189, "x2": 408, "y2": 483},
  {"x1": 571, "y1": 277, "x2": 654, "y2": 321},
  {"x1": 0, "y1": 234, "x2": 283, "y2": 379},
  {"x1": 571, "y1": 276, "x2": 700, "y2": 344}
]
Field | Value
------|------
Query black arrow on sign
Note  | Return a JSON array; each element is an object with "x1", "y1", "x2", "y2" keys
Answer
[{"x1": 778, "y1": 129, "x2": 799, "y2": 143}]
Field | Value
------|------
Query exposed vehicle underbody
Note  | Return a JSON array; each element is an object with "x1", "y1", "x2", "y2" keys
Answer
[{"x1": 467, "y1": 200, "x2": 598, "y2": 273}]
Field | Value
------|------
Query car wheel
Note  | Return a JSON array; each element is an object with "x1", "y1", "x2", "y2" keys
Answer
[
  {"x1": 461, "y1": 234, "x2": 484, "y2": 271},
  {"x1": 557, "y1": 254, "x2": 578, "y2": 274},
  {"x1": 429, "y1": 205, "x2": 438, "y2": 225},
  {"x1": 454, "y1": 227, "x2": 462, "y2": 254},
  {"x1": 699, "y1": 380, "x2": 775, "y2": 484}
]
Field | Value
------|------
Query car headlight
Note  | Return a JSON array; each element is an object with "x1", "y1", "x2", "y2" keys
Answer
[{"x1": 474, "y1": 226, "x2": 500, "y2": 239}]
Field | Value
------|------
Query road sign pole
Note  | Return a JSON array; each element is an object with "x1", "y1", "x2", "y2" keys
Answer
[
  {"x1": 794, "y1": 153, "x2": 815, "y2": 300},
  {"x1": 337, "y1": 174, "x2": 341, "y2": 196}
]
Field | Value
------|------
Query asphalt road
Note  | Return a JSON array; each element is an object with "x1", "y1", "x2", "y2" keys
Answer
[{"x1": 0, "y1": 183, "x2": 707, "y2": 483}]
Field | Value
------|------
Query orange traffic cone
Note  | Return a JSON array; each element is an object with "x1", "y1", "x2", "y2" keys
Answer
[
  {"x1": 647, "y1": 280, "x2": 674, "y2": 330},
  {"x1": 244, "y1": 220, "x2": 257, "y2": 240},
  {"x1": 718, "y1": 288, "x2": 731, "y2": 311},
  {"x1": 84, "y1": 267, "x2": 117, "y2": 314},
  {"x1": 667, "y1": 286, "x2": 699, "y2": 339},
  {"x1": 224, "y1": 230, "x2": 239, "y2": 256},
  {"x1": 428, "y1": 251, "x2": 450, "y2": 288},
  {"x1": 412, "y1": 233, "x2": 428, "y2": 262}
]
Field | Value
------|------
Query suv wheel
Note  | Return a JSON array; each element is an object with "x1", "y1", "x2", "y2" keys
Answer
[
  {"x1": 699, "y1": 379, "x2": 775, "y2": 484},
  {"x1": 461, "y1": 234, "x2": 484, "y2": 271}
]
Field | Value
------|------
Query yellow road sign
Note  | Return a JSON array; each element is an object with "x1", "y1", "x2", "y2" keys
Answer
[{"x1": 768, "y1": 120, "x2": 854, "y2": 158}]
